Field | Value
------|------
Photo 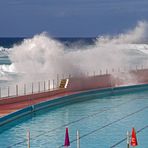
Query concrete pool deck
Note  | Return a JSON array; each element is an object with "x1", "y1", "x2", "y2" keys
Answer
[{"x1": 0, "y1": 90, "x2": 75, "y2": 117}]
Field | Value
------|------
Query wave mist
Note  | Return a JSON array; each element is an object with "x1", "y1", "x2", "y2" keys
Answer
[{"x1": 0, "y1": 21, "x2": 147, "y2": 85}]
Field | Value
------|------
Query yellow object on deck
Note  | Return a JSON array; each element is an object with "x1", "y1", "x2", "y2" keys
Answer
[{"x1": 59, "y1": 79, "x2": 69, "y2": 88}]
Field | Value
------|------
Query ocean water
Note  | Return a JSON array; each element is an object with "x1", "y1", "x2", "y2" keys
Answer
[{"x1": 0, "y1": 26, "x2": 148, "y2": 96}]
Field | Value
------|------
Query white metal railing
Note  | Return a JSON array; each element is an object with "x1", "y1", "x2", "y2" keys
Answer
[{"x1": 0, "y1": 66, "x2": 147, "y2": 99}]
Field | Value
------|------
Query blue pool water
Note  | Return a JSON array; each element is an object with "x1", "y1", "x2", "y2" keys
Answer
[{"x1": 0, "y1": 90, "x2": 148, "y2": 148}]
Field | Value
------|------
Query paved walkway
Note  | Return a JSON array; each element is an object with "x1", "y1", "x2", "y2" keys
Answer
[{"x1": 0, "y1": 91, "x2": 75, "y2": 117}]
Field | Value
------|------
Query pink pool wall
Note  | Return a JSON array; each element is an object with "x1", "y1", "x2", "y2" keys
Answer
[
  {"x1": 67, "y1": 74, "x2": 113, "y2": 91},
  {"x1": 67, "y1": 69, "x2": 148, "y2": 91}
]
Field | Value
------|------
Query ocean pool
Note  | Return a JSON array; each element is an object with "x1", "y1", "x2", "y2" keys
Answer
[{"x1": 0, "y1": 89, "x2": 148, "y2": 148}]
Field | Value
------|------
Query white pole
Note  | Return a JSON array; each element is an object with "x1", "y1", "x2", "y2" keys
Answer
[
  {"x1": 27, "y1": 130, "x2": 30, "y2": 148},
  {"x1": 24, "y1": 84, "x2": 26, "y2": 95},
  {"x1": 127, "y1": 131, "x2": 130, "y2": 148},
  {"x1": 16, "y1": 85, "x2": 18, "y2": 96},
  {"x1": 48, "y1": 80, "x2": 50, "y2": 90},
  {"x1": 32, "y1": 83, "x2": 33, "y2": 94},
  {"x1": 38, "y1": 82, "x2": 40, "y2": 92},
  {"x1": 0, "y1": 87, "x2": 1, "y2": 98},
  {"x1": 44, "y1": 81, "x2": 46, "y2": 91},
  {"x1": 53, "y1": 80, "x2": 54, "y2": 89},
  {"x1": 77, "y1": 130, "x2": 80, "y2": 148},
  {"x1": 8, "y1": 86, "x2": 10, "y2": 97},
  {"x1": 57, "y1": 74, "x2": 59, "y2": 87}
]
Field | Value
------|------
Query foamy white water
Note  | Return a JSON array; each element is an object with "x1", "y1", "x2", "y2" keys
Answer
[{"x1": 0, "y1": 21, "x2": 148, "y2": 85}]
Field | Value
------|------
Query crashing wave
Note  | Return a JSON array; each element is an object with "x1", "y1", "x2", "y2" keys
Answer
[
  {"x1": 0, "y1": 64, "x2": 17, "y2": 81},
  {"x1": 0, "y1": 21, "x2": 148, "y2": 84},
  {"x1": 0, "y1": 47, "x2": 10, "y2": 57}
]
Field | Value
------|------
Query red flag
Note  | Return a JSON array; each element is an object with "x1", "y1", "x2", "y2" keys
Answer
[
  {"x1": 131, "y1": 128, "x2": 138, "y2": 147},
  {"x1": 64, "y1": 128, "x2": 70, "y2": 147}
]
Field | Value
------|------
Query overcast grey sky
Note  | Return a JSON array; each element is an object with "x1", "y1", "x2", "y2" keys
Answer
[{"x1": 0, "y1": 0, "x2": 148, "y2": 37}]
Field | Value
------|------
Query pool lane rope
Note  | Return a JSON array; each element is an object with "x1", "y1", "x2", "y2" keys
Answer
[
  {"x1": 6, "y1": 98, "x2": 146, "y2": 148},
  {"x1": 110, "y1": 125, "x2": 148, "y2": 148},
  {"x1": 58, "y1": 105, "x2": 148, "y2": 148}
]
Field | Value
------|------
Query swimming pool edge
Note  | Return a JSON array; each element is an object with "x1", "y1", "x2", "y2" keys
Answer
[{"x1": 0, "y1": 83, "x2": 148, "y2": 127}]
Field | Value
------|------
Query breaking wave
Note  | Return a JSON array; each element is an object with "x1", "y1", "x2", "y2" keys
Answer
[{"x1": 0, "y1": 21, "x2": 148, "y2": 83}]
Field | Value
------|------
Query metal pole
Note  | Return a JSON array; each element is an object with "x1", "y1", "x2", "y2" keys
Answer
[
  {"x1": 44, "y1": 81, "x2": 46, "y2": 91},
  {"x1": 68, "y1": 74, "x2": 71, "y2": 79},
  {"x1": 62, "y1": 74, "x2": 64, "y2": 79},
  {"x1": 77, "y1": 130, "x2": 80, "y2": 148},
  {"x1": 136, "y1": 65, "x2": 137, "y2": 71},
  {"x1": 16, "y1": 85, "x2": 18, "y2": 96},
  {"x1": 0, "y1": 87, "x2": 1, "y2": 98},
  {"x1": 8, "y1": 86, "x2": 10, "y2": 97},
  {"x1": 100, "y1": 70, "x2": 102, "y2": 75},
  {"x1": 48, "y1": 80, "x2": 50, "y2": 90},
  {"x1": 112, "y1": 68, "x2": 114, "y2": 73},
  {"x1": 38, "y1": 82, "x2": 40, "y2": 93},
  {"x1": 24, "y1": 84, "x2": 26, "y2": 95},
  {"x1": 93, "y1": 71, "x2": 95, "y2": 76},
  {"x1": 57, "y1": 74, "x2": 59, "y2": 88},
  {"x1": 32, "y1": 83, "x2": 33, "y2": 94},
  {"x1": 27, "y1": 130, "x2": 30, "y2": 148},
  {"x1": 127, "y1": 131, "x2": 130, "y2": 148},
  {"x1": 106, "y1": 69, "x2": 108, "y2": 75},
  {"x1": 53, "y1": 80, "x2": 54, "y2": 89},
  {"x1": 86, "y1": 72, "x2": 89, "y2": 77}
]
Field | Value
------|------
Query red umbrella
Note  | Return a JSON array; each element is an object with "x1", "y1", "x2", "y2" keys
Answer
[
  {"x1": 131, "y1": 127, "x2": 138, "y2": 147},
  {"x1": 64, "y1": 128, "x2": 70, "y2": 147}
]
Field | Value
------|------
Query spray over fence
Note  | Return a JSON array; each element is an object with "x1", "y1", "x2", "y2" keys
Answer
[{"x1": 0, "y1": 21, "x2": 148, "y2": 90}]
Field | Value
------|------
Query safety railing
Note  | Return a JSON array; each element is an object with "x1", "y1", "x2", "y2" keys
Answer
[{"x1": 0, "y1": 65, "x2": 147, "y2": 99}]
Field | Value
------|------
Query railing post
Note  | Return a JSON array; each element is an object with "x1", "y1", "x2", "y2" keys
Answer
[
  {"x1": 136, "y1": 65, "x2": 137, "y2": 71},
  {"x1": 106, "y1": 69, "x2": 108, "y2": 75},
  {"x1": 53, "y1": 80, "x2": 54, "y2": 89},
  {"x1": 100, "y1": 70, "x2": 102, "y2": 75},
  {"x1": 44, "y1": 81, "x2": 46, "y2": 91},
  {"x1": 38, "y1": 82, "x2": 40, "y2": 93},
  {"x1": 24, "y1": 84, "x2": 26, "y2": 95},
  {"x1": 0, "y1": 87, "x2": 1, "y2": 98},
  {"x1": 69, "y1": 74, "x2": 71, "y2": 79},
  {"x1": 87, "y1": 72, "x2": 89, "y2": 77},
  {"x1": 112, "y1": 68, "x2": 114, "y2": 73},
  {"x1": 62, "y1": 74, "x2": 64, "y2": 79},
  {"x1": 32, "y1": 82, "x2": 33, "y2": 94},
  {"x1": 118, "y1": 68, "x2": 120, "y2": 73},
  {"x1": 16, "y1": 85, "x2": 18, "y2": 96},
  {"x1": 57, "y1": 74, "x2": 59, "y2": 88},
  {"x1": 8, "y1": 86, "x2": 10, "y2": 97},
  {"x1": 48, "y1": 80, "x2": 50, "y2": 90},
  {"x1": 93, "y1": 71, "x2": 95, "y2": 76}
]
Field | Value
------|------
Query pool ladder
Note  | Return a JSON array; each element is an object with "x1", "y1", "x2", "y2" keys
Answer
[{"x1": 59, "y1": 79, "x2": 69, "y2": 88}]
